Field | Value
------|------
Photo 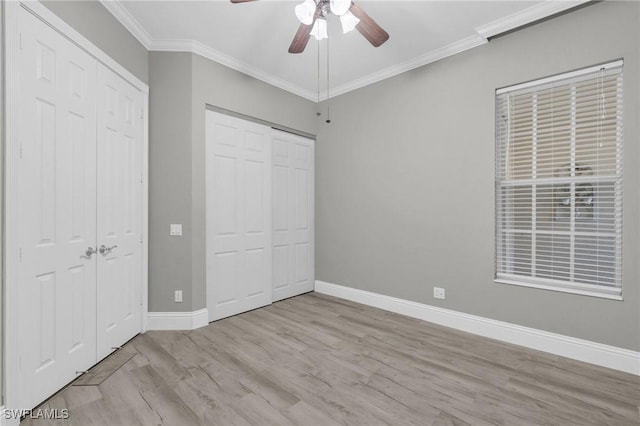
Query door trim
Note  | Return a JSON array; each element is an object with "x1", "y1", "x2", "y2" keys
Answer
[
  {"x1": 205, "y1": 104, "x2": 316, "y2": 141},
  {"x1": 4, "y1": 1, "x2": 149, "y2": 412}
]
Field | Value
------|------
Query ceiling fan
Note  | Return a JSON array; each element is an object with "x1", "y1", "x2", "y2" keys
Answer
[{"x1": 230, "y1": 0, "x2": 389, "y2": 54}]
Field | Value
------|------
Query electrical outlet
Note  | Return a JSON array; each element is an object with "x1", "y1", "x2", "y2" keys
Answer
[
  {"x1": 433, "y1": 287, "x2": 445, "y2": 299},
  {"x1": 175, "y1": 290, "x2": 183, "y2": 303}
]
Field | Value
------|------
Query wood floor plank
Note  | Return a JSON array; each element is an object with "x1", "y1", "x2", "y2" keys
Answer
[
  {"x1": 97, "y1": 366, "x2": 164, "y2": 425},
  {"x1": 23, "y1": 292, "x2": 640, "y2": 425},
  {"x1": 58, "y1": 386, "x2": 102, "y2": 411},
  {"x1": 231, "y1": 393, "x2": 294, "y2": 426},
  {"x1": 130, "y1": 332, "x2": 193, "y2": 386},
  {"x1": 130, "y1": 364, "x2": 202, "y2": 425},
  {"x1": 73, "y1": 346, "x2": 137, "y2": 386},
  {"x1": 282, "y1": 400, "x2": 337, "y2": 426}
]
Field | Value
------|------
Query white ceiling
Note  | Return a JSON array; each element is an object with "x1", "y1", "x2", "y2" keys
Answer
[{"x1": 102, "y1": 0, "x2": 589, "y2": 101}]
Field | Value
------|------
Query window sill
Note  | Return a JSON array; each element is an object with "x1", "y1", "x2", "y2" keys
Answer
[{"x1": 495, "y1": 278, "x2": 623, "y2": 301}]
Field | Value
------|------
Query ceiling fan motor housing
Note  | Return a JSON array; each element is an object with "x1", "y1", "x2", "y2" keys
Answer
[{"x1": 319, "y1": 1, "x2": 332, "y2": 18}]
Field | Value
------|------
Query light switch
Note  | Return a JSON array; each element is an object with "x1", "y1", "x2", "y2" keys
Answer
[{"x1": 170, "y1": 224, "x2": 182, "y2": 236}]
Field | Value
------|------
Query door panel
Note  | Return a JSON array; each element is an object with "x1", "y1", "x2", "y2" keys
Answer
[
  {"x1": 96, "y1": 64, "x2": 143, "y2": 360},
  {"x1": 271, "y1": 131, "x2": 315, "y2": 302},
  {"x1": 18, "y1": 8, "x2": 97, "y2": 409},
  {"x1": 295, "y1": 243, "x2": 311, "y2": 284},
  {"x1": 295, "y1": 168, "x2": 310, "y2": 230},
  {"x1": 206, "y1": 112, "x2": 272, "y2": 321}
]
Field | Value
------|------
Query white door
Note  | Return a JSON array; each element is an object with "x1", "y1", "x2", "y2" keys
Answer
[
  {"x1": 18, "y1": 8, "x2": 98, "y2": 409},
  {"x1": 96, "y1": 63, "x2": 143, "y2": 359},
  {"x1": 272, "y1": 131, "x2": 315, "y2": 301},
  {"x1": 206, "y1": 111, "x2": 272, "y2": 321}
]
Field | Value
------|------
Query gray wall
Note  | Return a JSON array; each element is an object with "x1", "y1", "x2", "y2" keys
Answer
[
  {"x1": 148, "y1": 52, "x2": 194, "y2": 312},
  {"x1": 148, "y1": 52, "x2": 317, "y2": 312},
  {"x1": 40, "y1": 0, "x2": 148, "y2": 84},
  {"x1": 315, "y1": 0, "x2": 640, "y2": 350}
]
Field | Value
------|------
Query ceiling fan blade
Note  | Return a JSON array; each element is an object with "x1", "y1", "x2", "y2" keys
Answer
[
  {"x1": 349, "y1": 2, "x2": 389, "y2": 47},
  {"x1": 288, "y1": 5, "x2": 322, "y2": 54},
  {"x1": 230, "y1": 0, "x2": 257, "y2": 3},
  {"x1": 288, "y1": 23, "x2": 314, "y2": 54}
]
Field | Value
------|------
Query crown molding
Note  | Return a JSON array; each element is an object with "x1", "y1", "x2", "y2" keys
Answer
[
  {"x1": 99, "y1": 0, "x2": 152, "y2": 48},
  {"x1": 149, "y1": 39, "x2": 318, "y2": 101},
  {"x1": 324, "y1": 34, "x2": 487, "y2": 101},
  {"x1": 100, "y1": 0, "x2": 591, "y2": 102},
  {"x1": 475, "y1": 0, "x2": 592, "y2": 39}
]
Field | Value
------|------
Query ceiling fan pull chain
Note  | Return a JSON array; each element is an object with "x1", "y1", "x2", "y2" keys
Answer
[
  {"x1": 316, "y1": 36, "x2": 321, "y2": 117},
  {"x1": 317, "y1": 35, "x2": 320, "y2": 105},
  {"x1": 326, "y1": 32, "x2": 331, "y2": 124}
]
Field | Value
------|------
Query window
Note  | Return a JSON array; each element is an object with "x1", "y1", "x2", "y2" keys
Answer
[{"x1": 495, "y1": 61, "x2": 623, "y2": 299}]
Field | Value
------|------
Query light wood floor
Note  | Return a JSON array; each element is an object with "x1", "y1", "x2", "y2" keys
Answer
[{"x1": 24, "y1": 292, "x2": 640, "y2": 426}]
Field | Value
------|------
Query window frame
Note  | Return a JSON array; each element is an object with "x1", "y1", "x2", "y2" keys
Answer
[{"x1": 494, "y1": 60, "x2": 624, "y2": 300}]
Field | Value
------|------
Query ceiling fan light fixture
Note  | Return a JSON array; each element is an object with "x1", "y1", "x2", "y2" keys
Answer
[
  {"x1": 330, "y1": 0, "x2": 351, "y2": 16},
  {"x1": 339, "y1": 10, "x2": 360, "y2": 34},
  {"x1": 295, "y1": 0, "x2": 316, "y2": 25},
  {"x1": 310, "y1": 18, "x2": 328, "y2": 40}
]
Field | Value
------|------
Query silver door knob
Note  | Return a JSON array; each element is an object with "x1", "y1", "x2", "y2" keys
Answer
[
  {"x1": 99, "y1": 244, "x2": 118, "y2": 255},
  {"x1": 85, "y1": 247, "x2": 97, "y2": 257}
]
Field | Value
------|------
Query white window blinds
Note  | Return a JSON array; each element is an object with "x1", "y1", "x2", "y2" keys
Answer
[{"x1": 495, "y1": 61, "x2": 623, "y2": 298}]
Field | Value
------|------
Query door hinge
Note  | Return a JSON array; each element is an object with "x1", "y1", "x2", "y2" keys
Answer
[
  {"x1": 19, "y1": 33, "x2": 23, "y2": 50},
  {"x1": 140, "y1": 109, "x2": 143, "y2": 120},
  {"x1": 19, "y1": 247, "x2": 23, "y2": 263}
]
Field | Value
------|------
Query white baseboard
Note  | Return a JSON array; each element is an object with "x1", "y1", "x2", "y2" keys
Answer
[
  {"x1": 147, "y1": 308, "x2": 209, "y2": 331},
  {"x1": 315, "y1": 280, "x2": 640, "y2": 376}
]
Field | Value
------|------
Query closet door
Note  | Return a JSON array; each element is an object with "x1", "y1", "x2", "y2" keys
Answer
[
  {"x1": 96, "y1": 63, "x2": 144, "y2": 359},
  {"x1": 206, "y1": 111, "x2": 272, "y2": 321},
  {"x1": 272, "y1": 131, "x2": 315, "y2": 301},
  {"x1": 17, "y1": 8, "x2": 97, "y2": 410}
]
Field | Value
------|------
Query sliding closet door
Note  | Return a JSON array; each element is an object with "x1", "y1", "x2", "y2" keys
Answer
[
  {"x1": 17, "y1": 8, "x2": 97, "y2": 410},
  {"x1": 96, "y1": 64, "x2": 144, "y2": 360},
  {"x1": 272, "y1": 131, "x2": 315, "y2": 301},
  {"x1": 206, "y1": 111, "x2": 272, "y2": 321}
]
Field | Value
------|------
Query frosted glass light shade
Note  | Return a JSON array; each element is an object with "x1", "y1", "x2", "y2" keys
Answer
[
  {"x1": 330, "y1": 0, "x2": 351, "y2": 16},
  {"x1": 340, "y1": 11, "x2": 360, "y2": 33},
  {"x1": 295, "y1": 0, "x2": 316, "y2": 25},
  {"x1": 310, "y1": 18, "x2": 328, "y2": 40}
]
